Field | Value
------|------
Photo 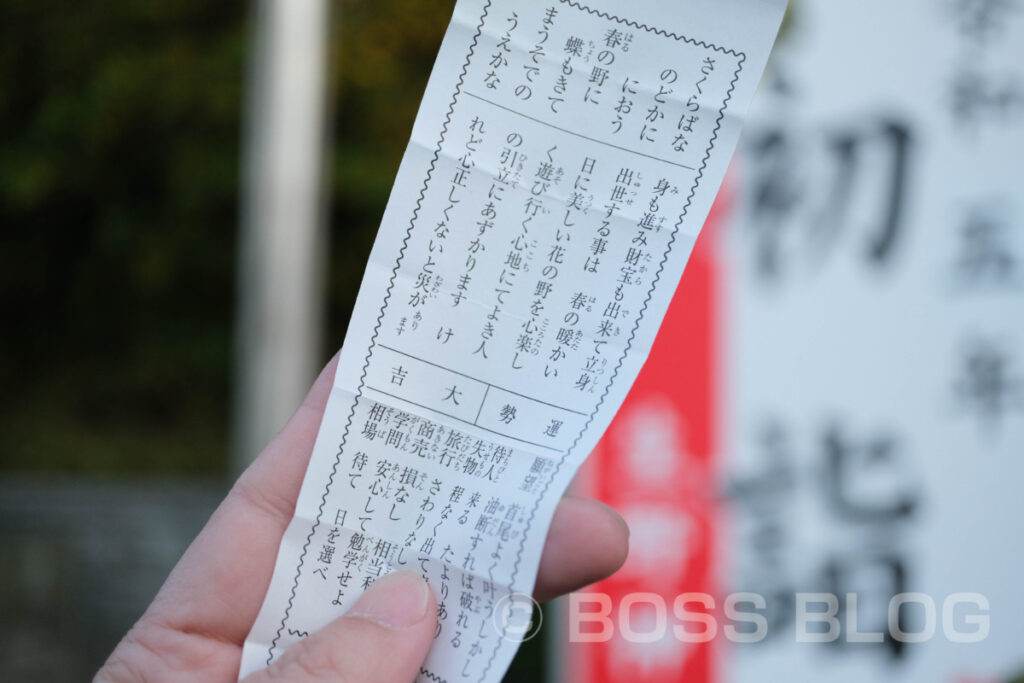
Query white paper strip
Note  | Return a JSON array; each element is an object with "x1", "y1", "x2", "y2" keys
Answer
[{"x1": 241, "y1": 1, "x2": 787, "y2": 680}]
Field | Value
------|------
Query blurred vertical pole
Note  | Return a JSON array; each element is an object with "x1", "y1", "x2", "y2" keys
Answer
[{"x1": 234, "y1": 0, "x2": 330, "y2": 473}]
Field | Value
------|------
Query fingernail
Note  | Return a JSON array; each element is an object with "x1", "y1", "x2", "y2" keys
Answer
[{"x1": 347, "y1": 570, "x2": 430, "y2": 628}]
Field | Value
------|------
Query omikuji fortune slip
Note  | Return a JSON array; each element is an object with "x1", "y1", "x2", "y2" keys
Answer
[{"x1": 240, "y1": 1, "x2": 787, "y2": 680}]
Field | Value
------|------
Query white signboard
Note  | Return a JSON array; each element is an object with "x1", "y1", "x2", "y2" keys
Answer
[{"x1": 724, "y1": 0, "x2": 1024, "y2": 680}]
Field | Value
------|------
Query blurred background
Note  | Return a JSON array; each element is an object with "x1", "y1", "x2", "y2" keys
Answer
[
  {"x1": 2, "y1": 0, "x2": 1022, "y2": 682},
  {"x1": 0, "y1": 0, "x2": 473, "y2": 679}
]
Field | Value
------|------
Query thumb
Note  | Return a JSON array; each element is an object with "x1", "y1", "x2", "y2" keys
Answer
[{"x1": 243, "y1": 571, "x2": 438, "y2": 683}]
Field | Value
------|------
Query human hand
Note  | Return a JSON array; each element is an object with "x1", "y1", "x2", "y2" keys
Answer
[{"x1": 96, "y1": 354, "x2": 629, "y2": 682}]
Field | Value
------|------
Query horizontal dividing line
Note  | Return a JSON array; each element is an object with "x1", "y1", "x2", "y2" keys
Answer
[
  {"x1": 376, "y1": 344, "x2": 588, "y2": 417},
  {"x1": 463, "y1": 91, "x2": 697, "y2": 171},
  {"x1": 364, "y1": 385, "x2": 563, "y2": 453}
]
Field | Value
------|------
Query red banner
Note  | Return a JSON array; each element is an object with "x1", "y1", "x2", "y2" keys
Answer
[{"x1": 565, "y1": 188, "x2": 730, "y2": 682}]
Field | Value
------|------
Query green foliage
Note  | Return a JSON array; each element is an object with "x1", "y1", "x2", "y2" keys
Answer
[
  {"x1": 0, "y1": 1, "x2": 250, "y2": 474},
  {"x1": 326, "y1": 0, "x2": 450, "y2": 343},
  {"x1": 0, "y1": 0, "x2": 456, "y2": 474}
]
